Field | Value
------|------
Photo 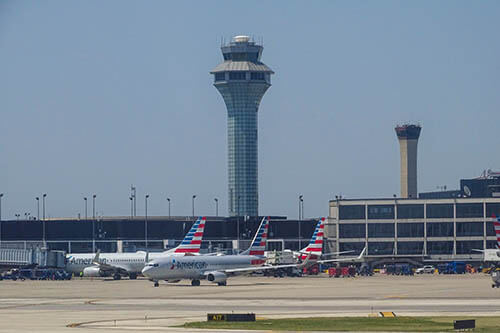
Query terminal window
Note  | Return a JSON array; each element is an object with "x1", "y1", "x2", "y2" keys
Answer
[
  {"x1": 367, "y1": 205, "x2": 395, "y2": 219},
  {"x1": 368, "y1": 242, "x2": 394, "y2": 255},
  {"x1": 339, "y1": 223, "x2": 366, "y2": 238},
  {"x1": 456, "y1": 240, "x2": 484, "y2": 254},
  {"x1": 339, "y1": 205, "x2": 365, "y2": 220},
  {"x1": 397, "y1": 223, "x2": 424, "y2": 238},
  {"x1": 426, "y1": 204, "x2": 454, "y2": 218},
  {"x1": 427, "y1": 222, "x2": 454, "y2": 237},
  {"x1": 368, "y1": 223, "x2": 395, "y2": 238},
  {"x1": 456, "y1": 222, "x2": 483, "y2": 237},
  {"x1": 339, "y1": 242, "x2": 365, "y2": 255},
  {"x1": 486, "y1": 203, "x2": 500, "y2": 217},
  {"x1": 427, "y1": 241, "x2": 453, "y2": 255},
  {"x1": 456, "y1": 203, "x2": 483, "y2": 218},
  {"x1": 397, "y1": 241, "x2": 424, "y2": 255},
  {"x1": 397, "y1": 204, "x2": 424, "y2": 219}
]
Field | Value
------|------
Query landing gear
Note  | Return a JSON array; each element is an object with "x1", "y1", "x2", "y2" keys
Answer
[
  {"x1": 191, "y1": 279, "x2": 201, "y2": 286},
  {"x1": 129, "y1": 273, "x2": 137, "y2": 280},
  {"x1": 154, "y1": 281, "x2": 159, "y2": 287},
  {"x1": 113, "y1": 273, "x2": 121, "y2": 280},
  {"x1": 217, "y1": 281, "x2": 227, "y2": 286}
]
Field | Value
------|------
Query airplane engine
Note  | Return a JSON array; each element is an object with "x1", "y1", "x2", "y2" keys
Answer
[
  {"x1": 83, "y1": 266, "x2": 103, "y2": 277},
  {"x1": 206, "y1": 271, "x2": 227, "y2": 283}
]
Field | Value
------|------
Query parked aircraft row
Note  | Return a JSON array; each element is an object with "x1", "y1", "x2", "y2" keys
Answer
[{"x1": 65, "y1": 216, "x2": 365, "y2": 286}]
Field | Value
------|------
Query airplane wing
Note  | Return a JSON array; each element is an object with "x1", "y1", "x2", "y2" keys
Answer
[
  {"x1": 90, "y1": 250, "x2": 129, "y2": 275},
  {"x1": 315, "y1": 247, "x2": 366, "y2": 264},
  {"x1": 214, "y1": 255, "x2": 312, "y2": 275}
]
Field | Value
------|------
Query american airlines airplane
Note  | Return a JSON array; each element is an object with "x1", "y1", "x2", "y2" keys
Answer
[
  {"x1": 65, "y1": 216, "x2": 206, "y2": 279},
  {"x1": 142, "y1": 217, "x2": 366, "y2": 287}
]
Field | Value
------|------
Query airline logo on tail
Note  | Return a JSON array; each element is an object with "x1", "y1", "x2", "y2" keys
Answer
[
  {"x1": 173, "y1": 217, "x2": 206, "y2": 253},
  {"x1": 246, "y1": 216, "x2": 270, "y2": 256},
  {"x1": 493, "y1": 215, "x2": 500, "y2": 249},
  {"x1": 299, "y1": 217, "x2": 325, "y2": 260}
]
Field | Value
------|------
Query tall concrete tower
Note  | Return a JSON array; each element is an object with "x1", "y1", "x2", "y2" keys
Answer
[
  {"x1": 211, "y1": 36, "x2": 274, "y2": 217},
  {"x1": 395, "y1": 124, "x2": 422, "y2": 198}
]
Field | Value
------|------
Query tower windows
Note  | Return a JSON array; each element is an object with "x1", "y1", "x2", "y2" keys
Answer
[
  {"x1": 250, "y1": 72, "x2": 265, "y2": 81},
  {"x1": 229, "y1": 72, "x2": 247, "y2": 80},
  {"x1": 214, "y1": 73, "x2": 225, "y2": 81}
]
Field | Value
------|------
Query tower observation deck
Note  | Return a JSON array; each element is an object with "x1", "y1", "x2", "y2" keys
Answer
[
  {"x1": 211, "y1": 36, "x2": 274, "y2": 217},
  {"x1": 395, "y1": 124, "x2": 422, "y2": 198}
]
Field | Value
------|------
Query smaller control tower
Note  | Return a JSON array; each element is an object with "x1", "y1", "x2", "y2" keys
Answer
[{"x1": 395, "y1": 124, "x2": 422, "y2": 198}]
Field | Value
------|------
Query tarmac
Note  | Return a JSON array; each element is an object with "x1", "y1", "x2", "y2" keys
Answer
[{"x1": 0, "y1": 274, "x2": 499, "y2": 332}]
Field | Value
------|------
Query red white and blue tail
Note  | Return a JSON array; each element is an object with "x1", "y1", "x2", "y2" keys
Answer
[
  {"x1": 299, "y1": 217, "x2": 325, "y2": 260},
  {"x1": 241, "y1": 216, "x2": 269, "y2": 256},
  {"x1": 165, "y1": 217, "x2": 206, "y2": 254},
  {"x1": 493, "y1": 215, "x2": 500, "y2": 249}
]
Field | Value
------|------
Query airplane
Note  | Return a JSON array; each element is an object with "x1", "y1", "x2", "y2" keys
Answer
[
  {"x1": 65, "y1": 216, "x2": 206, "y2": 279},
  {"x1": 142, "y1": 216, "x2": 366, "y2": 287},
  {"x1": 474, "y1": 215, "x2": 500, "y2": 262}
]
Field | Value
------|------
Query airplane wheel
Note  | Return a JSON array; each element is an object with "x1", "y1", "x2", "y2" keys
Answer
[
  {"x1": 191, "y1": 280, "x2": 200, "y2": 286},
  {"x1": 129, "y1": 273, "x2": 137, "y2": 280},
  {"x1": 217, "y1": 281, "x2": 227, "y2": 286},
  {"x1": 113, "y1": 274, "x2": 121, "y2": 280},
  {"x1": 154, "y1": 281, "x2": 159, "y2": 287}
]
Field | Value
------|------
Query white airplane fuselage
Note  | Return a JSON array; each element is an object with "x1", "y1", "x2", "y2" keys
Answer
[
  {"x1": 142, "y1": 254, "x2": 265, "y2": 281},
  {"x1": 65, "y1": 252, "x2": 165, "y2": 275}
]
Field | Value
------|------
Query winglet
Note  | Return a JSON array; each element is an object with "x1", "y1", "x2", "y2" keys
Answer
[
  {"x1": 92, "y1": 249, "x2": 101, "y2": 265},
  {"x1": 357, "y1": 247, "x2": 367, "y2": 260},
  {"x1": 144, "y1": 251, "x2": 149, "y2": 263}
]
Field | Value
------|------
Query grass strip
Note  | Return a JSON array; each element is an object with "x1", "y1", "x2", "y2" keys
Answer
[{"x1": 180, "y1": 316, "x2": 500, "y2": 332}]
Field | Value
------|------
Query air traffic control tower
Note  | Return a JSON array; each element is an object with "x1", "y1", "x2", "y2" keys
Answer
[
  {"x1": 395, "y1": 124, "x2": 422, "y2": 198},
  {"x1": 211, "y1": 36, "x2": 274, "y2": 217}
]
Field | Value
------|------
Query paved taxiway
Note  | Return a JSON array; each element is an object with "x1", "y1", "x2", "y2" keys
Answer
[{"x1": 0, "y1": 274, "x2": 498, "y2": 332}]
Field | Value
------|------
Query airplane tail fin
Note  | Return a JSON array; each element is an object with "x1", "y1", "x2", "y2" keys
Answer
[
  {"x1": 166, "y1": 217, "x2": 206, "y2": 254},
  {"x1": 299, "y1": 217, "x2": 325, "y2": 261},
  {"x1": 240, "y1": 216, "x2": 269, "y2": 256},
  {"x1": 493, "y1": 214, "x2": 500, "y2": 249}
]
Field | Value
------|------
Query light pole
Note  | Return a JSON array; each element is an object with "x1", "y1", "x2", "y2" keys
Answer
[
  {"x1": 0, "y1": 193, "x2": 3, "y2": 246},
  {"x1": 36, "y1": 197, "x2": 40, "y2": 220},
  {"x1": 299, "y1": 195, "x2": 303, "y2": 249},
  {"x1": 24, "y1": 212, "x2": 30, "y2": 221},
  {"x1": 83, "y1": 197, "x2": 87, "y2": 221},
  {"x1": 167, "y1": 197, "x2": 171, "y2": 218},
  {"x1": 237, "y1": 195, "x2": 241, "y2": 252},
  {"x1": 92, "y1": 194, "x2": 96, "y2": 252},
  {"x1": 129, "y1": 197, "x2": 133, "y2": 219},
  {"x1": 0, "y1": 193, "x2": 3, "y2": 222},
  {"x1": 42, "y1": 193, "x2": 47, "y2": 247},
  {"x1": 214, "y1": 198, "x2": 218, "y2": 217},
  {"x1": 145, "y1": 194, "x2": 149, "y2": 248},
  {"x1": 192, "y1": 195, "x2": 196, "y2": 217}
]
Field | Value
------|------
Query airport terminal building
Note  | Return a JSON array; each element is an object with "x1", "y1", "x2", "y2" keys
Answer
[{"x1": 327, "y1": 197, "x2": 500, "y2": 263}]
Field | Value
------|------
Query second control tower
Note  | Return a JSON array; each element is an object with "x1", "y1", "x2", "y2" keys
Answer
[{"x1": 211, "y1": 36, "x2": 274, "y2": 217}]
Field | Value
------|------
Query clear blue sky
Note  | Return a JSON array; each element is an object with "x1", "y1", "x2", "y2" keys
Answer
[{"x1": 1, "y1": 1, "x2": 499, "y2": 220}]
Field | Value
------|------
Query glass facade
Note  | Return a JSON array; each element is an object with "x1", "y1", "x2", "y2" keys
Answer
[
  {"x1": 427, "y1": 222, "x2": 454, "y2": 237},
  {"x1": 367, "y1": 205, "x2": 395, "y2": 219},
  {"x1": 397, "y1": 241, "x2": 423, "y2": 255},
  {"x1": 368, "y1": 223, "x2": 395, "y2": 237},
  {"x1": 397, "y1": 204, "x2": 424, "y2": 219},
  {"x1": 339, "y1": 223, "x2": 365, "y2": 238},
  {"x1": 426, "y1": 204, "x2": 454, "y2": 218},
  {"x1": 486, "y1": 203, "x2": 500, "y2": 217},
  {"x1": 368, "y1": 242, "x2": 394, "y2": 255},
  {"x1": 339, "y1": 242, "x2": 365, "y2": 255},
  {"x1": 456, "y1": 203, "x2": 483, "y2": 218},
  {"x1": 397, "y1": 223, "x2": 424, "y2": 237},
  {"x1": 339, "y1": 205, "x2": 365, "y2": 220},
  {"x1": 456, "y1": 240, "x2": 483, "y2": 254},
  {"x1": 427, "y1": 241, "x2": 453, "y2": 254},
  {"x1": 456, "y1": 222, "x2": 483, "y2": 237}
]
